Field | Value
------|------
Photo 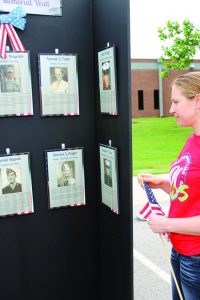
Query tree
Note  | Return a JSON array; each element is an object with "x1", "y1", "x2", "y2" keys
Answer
[{"x1": 158, "y1": 19, "x2": 200, "y2": 77}]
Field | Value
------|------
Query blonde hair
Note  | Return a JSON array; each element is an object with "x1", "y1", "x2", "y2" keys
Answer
[{"x1": 172, "y1": 71, "x2": 200, "y2": 99}]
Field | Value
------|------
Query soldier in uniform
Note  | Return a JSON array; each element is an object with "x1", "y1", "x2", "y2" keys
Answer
[
  {"x1": 104, "y1": 159, "x2": 112, "y2": 187},
  {"x1": 2, "y1": 168, "x2": 22, "y2": 194},
  {"x1": 57, "y1": 161, "x2": 75, "y2": 187},
  {"x1": 1, "y1": 67, "x2": 20, "y2": 93},
  {"x1": 50, "y1": 67, "x2": 68, "y2": 93}
]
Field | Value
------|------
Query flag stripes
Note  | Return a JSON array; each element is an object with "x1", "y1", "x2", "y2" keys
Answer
[
  {"x1": 137, "y1": 183, "x2": 169, "y2": 239},
  {"x1": 0, "y1": 24, "x2": 26, "y2": 59},
  {"x1": 0, "y1": 25, "x2": 7, "y2": 59},
  {"x1": 5, "y1": 24, "x2": 26, "y2": 51},
  {"x1": 138, "y1": 183, "x2": 165, "y2": 219}
]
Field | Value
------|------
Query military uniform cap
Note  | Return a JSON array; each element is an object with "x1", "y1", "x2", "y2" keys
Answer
[
  {"x1": 7, "y1": 67, "x2": 14, "y2": 73},
  {"x1": 105, "y1": 159, "x2": 111, "y2": 167},
  {"x1": 6, "y1": 168, "x2": 16, "y2": 175}
]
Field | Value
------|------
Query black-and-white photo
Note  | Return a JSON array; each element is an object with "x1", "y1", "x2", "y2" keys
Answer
[
  {"x1": 50, "y1": 67, "x2": 68, "y2": 94},
  {"x1": 2, "y1": 166, "x2": 22, "y2": 195},
  {"x1": 46, "y1": 148, "x2": 85, "y2": 209},
  {"x1": 104, "y1": 158, "x2": 112, "y2": 187},
  {"x1": 57, "y1": 160, "x2": 76, "y2": 187}
]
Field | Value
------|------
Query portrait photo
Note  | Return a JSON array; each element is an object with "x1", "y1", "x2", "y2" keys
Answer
[
  {"x1": 56, "y1": 160, "x2": 76, "y2": 187},
  {"x1": 0, "y1": 64, "x2": 21, "y2": 93},
  {"x1": 102, "y1": 61, "x2": 111, "y2": 90},
  {"x1": 50, "y1": 66, "x2": 68, "y2": 94},
  {"x1": 1, "y1": 166, "x2": 22, "y2": 195},
  {"x1": 103, "y1": 158, "x2": 112, "y2": 187}
]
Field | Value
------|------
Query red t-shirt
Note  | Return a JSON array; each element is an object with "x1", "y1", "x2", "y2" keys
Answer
[{"x1": 169, "y1": 134, "x2": 200, "y2": 255}]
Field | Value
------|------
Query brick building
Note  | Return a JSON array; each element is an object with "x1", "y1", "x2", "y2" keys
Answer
[{"x1": 131, "y1": 59, "x2": 200, "y2": 118}]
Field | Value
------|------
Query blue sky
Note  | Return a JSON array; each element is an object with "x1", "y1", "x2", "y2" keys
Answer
[{"x1": 130, "y1": 0, "x2": 200, "y2": 59}]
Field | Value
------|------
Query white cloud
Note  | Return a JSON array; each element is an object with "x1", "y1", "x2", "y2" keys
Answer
[{"x1": 130, "y1": 0, "x2": 200, "y2": 58}]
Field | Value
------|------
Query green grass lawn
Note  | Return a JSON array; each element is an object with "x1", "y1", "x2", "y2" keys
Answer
[{"x1": 132, "y1": 117, "x2": 193, "y2": 176}]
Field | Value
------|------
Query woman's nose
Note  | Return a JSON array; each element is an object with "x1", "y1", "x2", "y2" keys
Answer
[{"x1": 169, "y1": 104, "x2": 174, "y2": 114}]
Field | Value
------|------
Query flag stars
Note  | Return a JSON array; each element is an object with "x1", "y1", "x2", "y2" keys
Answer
[{"x1": 0, "y1": 6, "x2": 26, "y2": 30}]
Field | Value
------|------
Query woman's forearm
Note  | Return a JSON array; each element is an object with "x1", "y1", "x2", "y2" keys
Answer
[
  {"x1": 166, "y1": 216, "x2": 200, "y2": 236},
  {"x1": 148, "y1": 214, "x2": 200, "y2": 235},
  {"x1": 160, "y1": 178, "x2": 170, "y2": 194}
]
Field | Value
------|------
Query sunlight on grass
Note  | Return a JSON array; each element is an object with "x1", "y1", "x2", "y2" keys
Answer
[{"x1": 132, "y1": 117, "x2": 193, "y2": 176}]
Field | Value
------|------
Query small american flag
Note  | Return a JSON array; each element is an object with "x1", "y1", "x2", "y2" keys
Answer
[
  {"x1": 138, "y1": 183, "x2": 169, "y2": 239},
  {"x1": 138, "y1": 183, "x2": 165, "y2": 219}
]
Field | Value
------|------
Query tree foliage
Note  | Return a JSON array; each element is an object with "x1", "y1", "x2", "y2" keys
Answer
[{"x1": 158, "y1": 19, "x2": 200, "y2": 77}]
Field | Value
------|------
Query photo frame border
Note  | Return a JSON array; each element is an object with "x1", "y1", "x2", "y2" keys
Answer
[
  {"x1": 0, "y1": 151, "x2": 34, "y2": 217},
  {"x1": 97, "y1": 45, "x2": 118, "y2": 115},
  {"x1": 99, "y1": 143, "x2": 119, "y2": 214},
  {"x1": 0, "y1": 51, "x2": 33, "y2": 117}
]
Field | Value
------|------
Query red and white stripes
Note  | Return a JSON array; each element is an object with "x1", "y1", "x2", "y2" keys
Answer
[{"x1": 0, "y1": 24, "x2": 26, "y2": 59}]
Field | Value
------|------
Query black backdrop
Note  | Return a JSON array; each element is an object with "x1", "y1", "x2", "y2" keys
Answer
[
  {"x1": 0, "y1": 1, "x2": 133, "y2": 300},
  {"x1": 93, "y1": 1, "x2": 133, "y2": 300}
]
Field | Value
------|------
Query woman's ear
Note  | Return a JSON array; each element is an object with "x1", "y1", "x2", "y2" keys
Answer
[{"x1": 195, "y1": 94, "x2": 200, "y2": 110}]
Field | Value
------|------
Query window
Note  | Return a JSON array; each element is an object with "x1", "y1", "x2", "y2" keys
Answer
[
  {"x1": 138, "y1": 90, "x2": 144, "y2": 110},
  {"x1": 154, "y1": 90, "x2": 159, "y2": 109}
]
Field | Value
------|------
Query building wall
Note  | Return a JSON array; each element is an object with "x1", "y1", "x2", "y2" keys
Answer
[
  {"x1": 131, "y1": 59, "x2": 200, "y2": 118},
  {"x1": 132, "y1": 69, "x2": 159, "y2": 117}
]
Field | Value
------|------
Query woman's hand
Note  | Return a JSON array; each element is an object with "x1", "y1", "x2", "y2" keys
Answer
[
  {"x1": 147, "y1": 214, "x2": 169, "y2": 233},
  {"x1": 137, "y1": 173, "x2": 170, "y2": 194},
  {"x1": 137, "y1": 173, "x2": 165, "y2": 189}
]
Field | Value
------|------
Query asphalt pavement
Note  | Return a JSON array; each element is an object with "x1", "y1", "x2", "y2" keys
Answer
[{"x1": 133, "y1": 175, "x2": 172, "y2": 299}]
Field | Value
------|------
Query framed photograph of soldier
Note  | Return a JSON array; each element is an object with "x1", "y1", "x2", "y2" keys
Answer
[
  {"x1": 0, "y1": 153, "x2": 34, "y2": 217},
  {"x1": 0, "y1": 51, "x2": 33, "y2": 117},
  {"x1": 97, "y1": 45, "x2": 118, "y2": 115},
  {"x1": 45, "y1": 147, "x2": 85, "y2": 209},
  {"x1": 99, "y1": 144, "x2": 119, "y2": 214},
  {"x1": 38, "y1": 53, "x2": 79, "y2": 116}
]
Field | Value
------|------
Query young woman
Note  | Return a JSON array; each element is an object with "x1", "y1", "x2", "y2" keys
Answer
[{"x1": 138, "y1": 72, "x2": 200, "y2": 300}]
